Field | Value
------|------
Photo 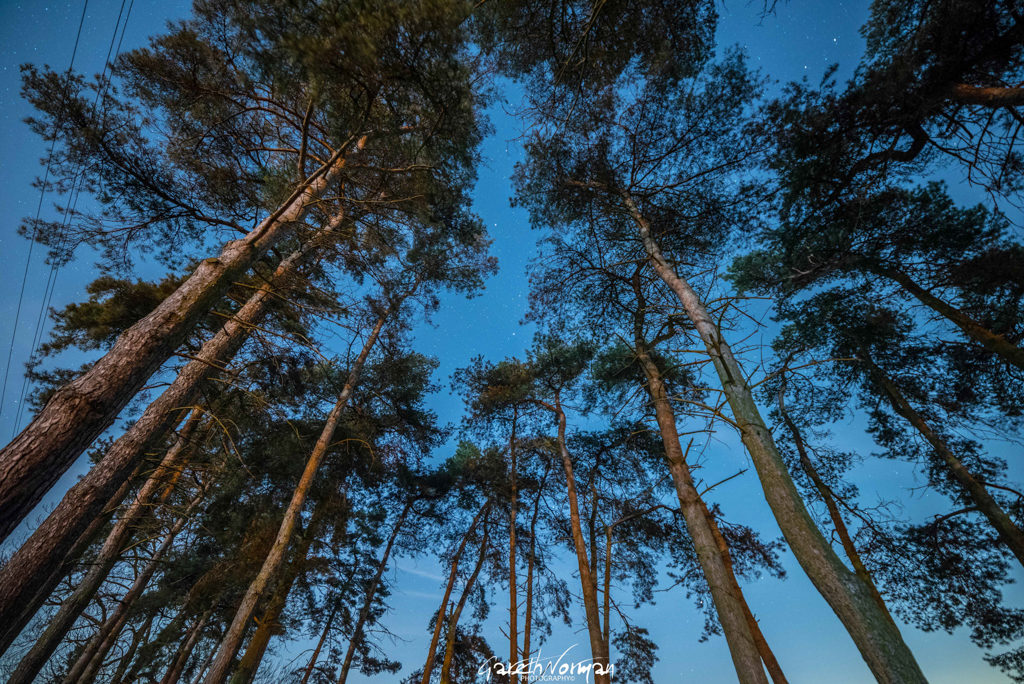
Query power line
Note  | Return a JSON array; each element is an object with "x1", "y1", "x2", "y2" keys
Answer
[
  {"x1": 8, "y1": 0, "x2": 136, "y2": 434},
  {"x1": 0, "y1": 0, "x2": 91, "y2": 423}
]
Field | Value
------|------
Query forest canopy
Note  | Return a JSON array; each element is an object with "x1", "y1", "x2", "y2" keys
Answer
[{"x1": 0, "y1": 1, "x2": 1021, "y2": 683}]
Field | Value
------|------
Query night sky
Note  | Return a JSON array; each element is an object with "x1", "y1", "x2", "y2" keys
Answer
[{"x1": 0, "y1": 1, "x2": 1019, "y2": 682}]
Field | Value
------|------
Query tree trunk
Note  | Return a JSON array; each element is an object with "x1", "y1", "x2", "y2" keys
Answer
[
  {"x1": 0, "y1": 142, "x2": 360, "y2": 539},
  {"x1": 551, "y1": 397, "x2": 610, "y2": 684},
  {"x1": 623, "y1": 192, "x2": 927, "y2": 684},
  {"x1": 0, "y1": 212, "x2": 349, "y2": 654},
  {"x1": 161, "y1": 609, "x2": 214, "y2": 684},
  {"x1": 701, "y1": 500, "x2": 788, "y2": 684},
  {"x1": 631, "y1": 335, "x2": 768, "y2": 684},
  {"x1": 6, "y1": 412, "x2": 200, "y2": 679},
  {"x1": 109, "y1": 611, "x2": 156, "y2": 684},
  {"x1": 865, "y1": 355, "x2": 1024, "y2": 567},
  {"x1": 203, "y1": 314, "x2": 386, "y2": 684},
  {"x1": 190, "y1": 644, "x2": 218, "y2": 684},
  {"x1": 440, "y1": 519, "x2": 490, "y2": 684},
  {"x1": 521, "y1": 479, "x2": 544, "y2": 684},
  {"x1": 299, "y1": 606, "x2": 336, "y2": 684},
  {"x1": 65, "y1": 491, "x2": 202, "y2": 684},
  {"x1": 777, "y1": 382, "x2": 892, "y2": 621},
  {"x1": 336, "y1": 499, "x2": 413, "y2": 684},
  {"x1": 230, "y1": 499, "x2": 328, "y2": 684},
  {"x1": 420, "y1": 502, "x2": 490, "y2": 684},
  {"x1": 508, "y1": 410, "x2": 520, "y2": 684},
  {"x1": 874, "y1": 264, "x2": 1024, "y2": 371},
  {"x1": 0, "y1": 465, "x2": 136, "y2": 659},
  {"x1": 949, "y1": 83, "x2": 1024, "y2": 107}
]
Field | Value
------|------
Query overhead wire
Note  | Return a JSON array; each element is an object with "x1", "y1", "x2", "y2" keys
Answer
[
  {"x1": 9, "y1": 0, "x2": 136, "y2": 434},
  {"x1": 0, "y1": 0, "x2": 91, "y2": 423}
]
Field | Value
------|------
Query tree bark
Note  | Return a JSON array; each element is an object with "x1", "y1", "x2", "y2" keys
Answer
[
  {"x1": 873, "y1": 264, "x2": 1024, "y2": 371},
  {"x1": 508, "y1": 410, "x2": 520, "y2": 684},
  {"x1": 550, "y1": 395, "x2": 610, "y2": 684},
  {"x1": 440, "y1": 519, "x2": 490, "y2": 684},
  {"x1": 865, "y1": 355, "x2": 1024, "y2": 567},
  {"x1": 0, "y1": 210, "x2": 351, "y2": 654},
  {"x1": 0, "y1": 142, "x2": 360, "y2": 540},
  {"x1": 336, "y1": 499, "x2": 413, "y2": 684},
  {"x1": 298, "y1": 606, "x2": 336, "y2": 684},
  {"x1": 701, "y1": 500, "x2": 788, "y2": 684},
  {"x1": 628, "y1": 273, "x2": 769, "y2": 684},
  {"x1": 0, "y1": 466, "x2": 136, "y2": 659},
  {"x1": 623, "y1": 192, "x2": 927, "y2": 684},
  {"x1": 777, "y1": 382, "x2": 892, "y2": 621},
  {"x1": 420, "y1": 502, "x2": 490, "y2": 684},
  {"x1": 6, "y1": 412, "x2": 200, "y2": 679},
  {"x1": 161, "y1": 609, "x2": 213, "y2": 684},
  {"x1": 521, "y1": 479, "x2": 545, "y2": 684},
  {"x1": 203, "y1": 314, "x2": 386, "y2": 684},
  {"x1": 230, "y1": 499, "x2": 328, "y2": 684},
  {"x1": 949, "y1": 83, "x2": 1024, "y2": 107}
]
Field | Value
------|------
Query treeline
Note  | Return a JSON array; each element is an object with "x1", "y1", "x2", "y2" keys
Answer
[{"x1": 0, "y1": 1, "x2": 1021, "y2": 683}]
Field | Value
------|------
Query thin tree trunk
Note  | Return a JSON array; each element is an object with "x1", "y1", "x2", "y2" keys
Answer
[
  {"x1": 65, "y1": 492, "x2": 203, "y2": 684},
  {"x1": 190, "y1": 644, "x2": 218, "y2": 684},
  {"x1": 0, "y1": 142, "x2": 361, "y2": 540},
  {"x1": 299, "y1": 606, "x2": 336, "y2": 684},
  {"x1": 7, "y1": 413, "x2": 200, "y2": 680},
  {"x1": 701, "y1": 501, "x2": 788, "y2": 684},
  {"x1": 623, "y1": 192, "x2": 926, "y2": 684},
  {"x1": 550, "y1": 396, "x2": 610, "y2": 684},
  {"x1": 336, "y1": 499, "x2": 413, "y2": 684},
  {"x1": 633, "y1": 340, "x2": 768, "y2": 684},
  {"x1": 521, "y1": 479, "x2": 545, "y2": 684},
  {"x1": 626, "y1": 270, "x2": 770, "y2": 683},
  {"x1": 420, "y1": 502, "x2": 490, "y2": 684},
  {"x1": 777, "y1": 381, "x2": 892, "y2": 621},
  {"x1": 508, "y1": 410, "x2": 520, "y2": 684},
  {"x1": 864, "y1": 354, "x2": 1024, "y2": 567},
  {"x1": 0, "y1": 211, "x2": 351, "y2": 655},
  {"x1": 440, "y1": 520, "x2": 490, "y2": 684},
  {"x1": 873, "y1": 264, "x2": 1024, "y2": 371},
  {"x1": 109, "y1": 611, "x2": 156, "y2": 684},
  {"x1": 230, "y1": 500, "x2": 328, "y2": 684},
  {"x1": 203, "y1": 314, "x2": 386, "y2": 684},
  {"x1": 162, "y1": 609, "x2": 213, "y2": 684}
]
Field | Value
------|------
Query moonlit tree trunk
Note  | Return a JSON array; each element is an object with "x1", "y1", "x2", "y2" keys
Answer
[
  {"x1": 622, "y1": 192, "x2": 927, "y2": 684},
  {"x1": 507, "y1": 410, "x2": 520, "y2": 684},
  {"x1": 230, "y1": 501, "x2": 328, "y2": 684},
  {"x1": 0, "y1": 144, "x2": 359, "y2": 540},
  {"x1": 628, "y1": 276, "x2": 770, "y2": 684},
  {"x1": 162, "y1": 610, "x2": 213, "y2": 684},
  {"x1": 521, "y1": 479, "x2": 545, "y2": 684},
  {"x1": 872, "y1": 264, "x2": 1024, "y2": 371},
  {"x1": 777, "y1": 382, "x2": 892, "y2": 621},
  {"x1": 7, "y1": 413, "x2": 200, "y2": 681},
  {"x1": 864, "y1": 353, "x2": 1024, "y2": 567},
  {"x1": 549, "y1": 394, "x2": 610, "y2": 684},
  {"x1": 420, "y1": 502, "x2": 490, "y2": 684},
  {"x1": 440, "y1": 520, "x2": 490, "y2": 684},
  {"x1": 203, "y1": 314, "x2": 386, "y2": 684},
  {"x1": 298, "y1": 606, "x2": 336, "y2": 684},
  {"x1": 336, "y1": 499, "x2": 414, "y2": 684},
  {"x1": 0, "y1": 209, "x2": 351, "y2": 655}
]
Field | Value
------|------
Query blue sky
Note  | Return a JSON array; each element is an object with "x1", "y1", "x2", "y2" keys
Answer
[{"x1": 0, "y1": 1, "x2": 1020, "y2": 682}]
